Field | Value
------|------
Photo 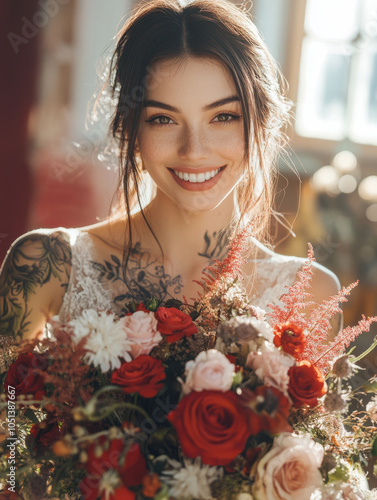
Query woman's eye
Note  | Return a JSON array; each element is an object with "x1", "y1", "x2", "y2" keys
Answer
[
  {"x1": 145, "y1": 113, "x2": 241, "y2": 127},
  {"x1": 146, "y1": 115, "x2": 174, "y2": 126},
  {"x1": 213, "y1": 113, "x2": 242, "y2": 124}
]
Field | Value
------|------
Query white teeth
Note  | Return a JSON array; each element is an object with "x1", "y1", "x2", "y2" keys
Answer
[{"x1": 173, "y1": 168, "x2": 221, "y2": 183}]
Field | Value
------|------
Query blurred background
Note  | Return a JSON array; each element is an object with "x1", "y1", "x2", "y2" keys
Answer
[{"x1": 1, "y1": 0, "x2": 377, "y2": 360}]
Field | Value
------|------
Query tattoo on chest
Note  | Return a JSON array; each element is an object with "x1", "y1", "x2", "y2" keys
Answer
[
  {"x1": 198, "y1": 228, "x2": 231, "y2": 261},
  {"x1": 93, "y1": 242, "x2": 184, "y2": 312},
  {"x1": 91, "y1": 228, "x2": 230, "y2": 314}
]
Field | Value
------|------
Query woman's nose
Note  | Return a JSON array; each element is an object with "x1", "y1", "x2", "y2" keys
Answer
[{"x1": 177, "y1": 126, "x2": 210, "y2": 161}]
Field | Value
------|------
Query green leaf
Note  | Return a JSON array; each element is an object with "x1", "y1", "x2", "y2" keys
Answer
[
  {"x1": 232, "y1": 371, "x2": 243, "y2": 389},
  {"x1": 363, "y1": 382, "x2": 377, "y2": 393},
  {"x1": 328, "y1": 464, "x2": 350, "y2": 483},
  {"x1": 147, "y1": 297, "x2": 160, "y2": 311},
  {"x1": 372, "y1": 435, "x2": 377, "y2": 456},
  {"x1": 154, "y1": 483, "x2": 170, "y2": 500},
  {"x1": 24, "y1": 408, "x2": 39, "y2": 424}
]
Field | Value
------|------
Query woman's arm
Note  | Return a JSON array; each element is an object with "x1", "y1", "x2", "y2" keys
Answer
[{"x1": 0, "y1": 230, "x2": 71, "y2": 342}]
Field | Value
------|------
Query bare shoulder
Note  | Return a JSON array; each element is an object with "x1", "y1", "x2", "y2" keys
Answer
[
  {"x1": 81, "y1": 216, "x2": 127, "y2": 250},
  {"x1": 250, "y1": 238, "x2": 341, "y2": 298},
  {"x1": 0, "y1": 227, "x2": 72, "y2": 341}
]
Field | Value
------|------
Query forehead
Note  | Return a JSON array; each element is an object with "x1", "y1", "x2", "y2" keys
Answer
[{"x1": 145, "y1": 56, "x2": 238, "y2": 105}]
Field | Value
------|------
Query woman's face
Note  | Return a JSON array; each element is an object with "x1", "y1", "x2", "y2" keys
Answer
[{"x1": 136, "y1": 56, "x2": 246, "y2": 213}]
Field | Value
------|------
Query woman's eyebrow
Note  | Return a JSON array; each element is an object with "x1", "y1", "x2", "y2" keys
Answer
[{"x1": 142, "y1": 95, "x2": 240, "y2": 112}]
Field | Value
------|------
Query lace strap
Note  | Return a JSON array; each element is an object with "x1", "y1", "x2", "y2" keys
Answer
[
  {"x1": 248, "y1": 255, "x2": 304, "y2": 311},
  {"x1": 58, "y1": 229, "x2": 113, "y2": 322}
]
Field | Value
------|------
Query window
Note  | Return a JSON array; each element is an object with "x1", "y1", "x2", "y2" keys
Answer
[{"x1": 293, "y1": 0, "x2": 377, "y2": 147}]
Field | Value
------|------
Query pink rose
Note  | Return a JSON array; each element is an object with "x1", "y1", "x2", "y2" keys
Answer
[
  {"x1": 246, "y1": 349, "x2": 295, "y2": 396},
  {"x1": 252, "y1": 433, "x2": 323, "y2": 500},
  {"x1": 120, "y1": 311, "x2": 162, "y2": 358},
  {"x1": 180, "y1": 349, "x2": 235, "y2": 395}
]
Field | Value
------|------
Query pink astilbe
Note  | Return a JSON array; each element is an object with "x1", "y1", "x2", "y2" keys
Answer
[
  {"x1": 192, "y1": 218, "x2": 260, "y2": 328},
  {"x1": 268, "y1": 244, "x2": 316, "y2": 329},
  {"x1": 268, "y1": 245, "x2": 377, "y2": 374},
  {"x1": 313, "y1": 315, "x2": 377, "y2": 373},
  {"x1": 299, "y1": 281, "x2": 359, "y2": 364}
]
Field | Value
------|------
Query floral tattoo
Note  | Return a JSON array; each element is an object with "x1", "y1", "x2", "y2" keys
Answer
[
  {"x1": 92, "y1": 228, "x2": 231, "y2": 315},
  {"x1": 0, "y1": 232, "x2": 71, "y2": 339}
]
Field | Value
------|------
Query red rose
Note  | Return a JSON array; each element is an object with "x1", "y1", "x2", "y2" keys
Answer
[
  {"x1": 274, "y1": 322, "x2": 306, "y2": 358},
  {"x1": 4, "y1": 352, "x2": 47, "y2": 403},
  {"x1": 225, "y1": 354, "x2": 242, "y2": 373},
  {"x1": 168, "y1": 390, "x2": 250, "y2": 466},
  {"x1": 80, "y1": 438, "x2": 146, "y2": 499},
  {"x1": 26, "y1": 420, "x2": 61, "y2": 457},
  {"x1": 0, "y1": 492, "x2": 24, "y2": 500},
  {"x1": 239, "y1": 386, "x2": 292, "y2": 434},
  {"x1": 155, "y1": 307, "x2": 197, "y2": 343},
  {"x1": 288, "y1": 360, "x2": 327, "y2": 407},
  {"x1": 111, "y1": 355, "x2": 166, "y2": 398},
  {"x1": 102, "y1": 486, "x2": 135, "y2": 500}
]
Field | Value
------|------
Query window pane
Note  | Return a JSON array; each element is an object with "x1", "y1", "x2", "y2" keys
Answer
[
  {"x1": 295, "y1": 39, "x2": 351, "y2": 140},
  {"x1": 305, "y1": 0, "x2": 359, "y2": 41},
  {"x1": 349, "y1": 42, "x2": 377, "y2": 145}
]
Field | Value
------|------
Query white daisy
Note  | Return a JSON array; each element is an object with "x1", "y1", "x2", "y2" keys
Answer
[
  {"x1": 158, "y1": 455, "x2": 223, "y2": 500},
  {"x1": 69, "y1": 309, "x2": 134, "y2": 372}
]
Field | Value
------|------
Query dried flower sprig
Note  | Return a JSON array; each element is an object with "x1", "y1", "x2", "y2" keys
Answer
[
  {"x1": 192, "y1": 218, "x2": 261, "y2": 328},
  {"x1": 267, "y1": 244, "x2": 377, "y2": 374}
]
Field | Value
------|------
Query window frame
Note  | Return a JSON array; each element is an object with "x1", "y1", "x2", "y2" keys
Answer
[{"x1": 284, "y1": 0, "x2": 377, "y2": 164}]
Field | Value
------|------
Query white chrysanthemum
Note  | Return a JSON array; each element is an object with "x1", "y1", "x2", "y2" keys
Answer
[
  {"x1": 158, "y1": 456, "x2": 223, "y2": 500},
  {"x1": 250, "y1": 305, "x2": 267, "y2": 322},
  {"x1": 69, "y1": 309, "x2": 134, "y2": 372},
  {"x1": 248, "y1": 318, "x2": 274, "y2": 343},
  {"x1": 310, "y1": 481, "x2": 367, "y2": 500}
]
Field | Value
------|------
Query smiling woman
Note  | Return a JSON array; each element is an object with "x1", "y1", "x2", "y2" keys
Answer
[{"x1": 0, "y1": 0, "x2": 340, "y2": 342}]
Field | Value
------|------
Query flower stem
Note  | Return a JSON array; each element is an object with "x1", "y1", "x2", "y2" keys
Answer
[{"x1": 349, "y1": 339, "x2": 377, "y2": 364}]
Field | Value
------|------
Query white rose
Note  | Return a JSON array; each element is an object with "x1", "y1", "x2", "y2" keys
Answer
[
  {"x1": 181, "y1": 349, "x2": 235, "y2": 395},
  {"x1": 246, "y1": 349, "x2": 295, "y2": 395},
  {"x1": 252, "y1": 433, "x2": 324, "y2": 500}
]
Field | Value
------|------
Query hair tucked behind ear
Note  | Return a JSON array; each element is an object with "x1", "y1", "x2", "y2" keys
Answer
[{"x1": 99, "y1": 0, "x2": 292, "y2": 294}]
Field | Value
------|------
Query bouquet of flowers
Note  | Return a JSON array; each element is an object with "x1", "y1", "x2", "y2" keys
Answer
[{"x1": 1, "y1": 225, "x2": 377, "y2": 500}]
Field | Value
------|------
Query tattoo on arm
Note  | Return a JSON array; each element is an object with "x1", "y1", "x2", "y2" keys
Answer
[{"x1": 0, "y1": 232, "x2": 71, "y2": 339}]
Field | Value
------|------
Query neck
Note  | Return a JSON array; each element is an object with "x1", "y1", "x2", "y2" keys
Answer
[{"x1": 131, "y1": 189, "x2": 237, "y2": 274}]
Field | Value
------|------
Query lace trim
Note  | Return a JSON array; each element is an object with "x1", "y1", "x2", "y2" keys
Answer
[
  {"x1": 248, "y1": 254, "x2": 304, "y2": 312},
  {"x1": 58, "y1": 229, "x2": 113, "y2": 322},
  {"x1": 56, "y1": 228, "x2": 303, "y2": 322}
]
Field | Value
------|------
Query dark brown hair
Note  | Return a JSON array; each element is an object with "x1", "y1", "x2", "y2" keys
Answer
[{"x1": 104, "y1": 0, "x2": 292, "y2": 283}]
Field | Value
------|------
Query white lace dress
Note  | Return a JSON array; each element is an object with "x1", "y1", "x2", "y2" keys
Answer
[{"x1": 57, "y1": 228, "x2": 305, "y2": 324}]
